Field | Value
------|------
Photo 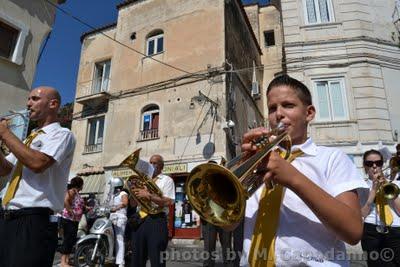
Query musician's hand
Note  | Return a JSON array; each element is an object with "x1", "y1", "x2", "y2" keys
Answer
[
  {"x1": 261, "y1": 151, "x2": 298, "y2": 188},
  {"x1": 133, "y1": 188, "x2": 151, "y2": 201},
  {"x1": 0, "y1": 119, "x2": 9, "y2": 139},
  {"x1": 242, "y1": 127, "x2": 269, "y2": 151}
]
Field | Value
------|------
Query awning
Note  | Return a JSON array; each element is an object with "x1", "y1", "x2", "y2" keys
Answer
[{"x1": 76, "y1": 166, "x2": 106, "y2": 197}]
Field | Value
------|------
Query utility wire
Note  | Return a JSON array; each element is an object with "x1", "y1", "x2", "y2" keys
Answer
[{"x1": 44, "y1": 0, "x2": 198, "y2": 76}]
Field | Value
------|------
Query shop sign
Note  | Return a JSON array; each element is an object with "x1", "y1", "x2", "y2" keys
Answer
[
  {"x1": 164, "y1": 163, "x2": 187, "y2": 174},
  {"x1": 111, "y1": 168, "x2": 134, "y2": 178}
]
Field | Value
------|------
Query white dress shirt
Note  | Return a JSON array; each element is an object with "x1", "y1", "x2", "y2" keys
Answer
[
  {"x1": 2, "y1": 122, "x2": 76, "y2": 212},
  {"x1": 361, "y1": 179, "x2": 400, "y2": 227},
  {"x1": 241, "y1": 138, "x2": 369, "y2": 267},
  {"x1": 155, "y1": 173, "x2": 175, "y2": 215}
]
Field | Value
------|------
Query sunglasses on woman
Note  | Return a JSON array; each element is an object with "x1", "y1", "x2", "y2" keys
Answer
[{"x1": 364, "y1": 160, "x2": 383, "y2": 167}]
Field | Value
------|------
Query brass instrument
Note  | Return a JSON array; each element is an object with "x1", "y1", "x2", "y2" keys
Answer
[
  {"x1": 379, "y1": 155, "x2": 400, "y2": 200},
  {"x1": 0, "y1": 111, "x2": 28, "y2": 154},
  {"x1": 185, "y1": 123, "x2": 291, "y2": 226},
  {"x1": 119, "y1": 148, "x2": 164, "y2": 214}
]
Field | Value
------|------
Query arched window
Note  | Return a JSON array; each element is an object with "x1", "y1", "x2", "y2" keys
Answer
[
  {"x1": 146, "y1": 29, "x2": 164, "y2": 56},
  {"x1": 140, "y1": 104, "x2": 159, "y2": 140}
]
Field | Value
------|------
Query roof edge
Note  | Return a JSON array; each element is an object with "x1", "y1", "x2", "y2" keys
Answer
[{"x1": 80, "y1": 22, "x2": 117, "y2": 43}]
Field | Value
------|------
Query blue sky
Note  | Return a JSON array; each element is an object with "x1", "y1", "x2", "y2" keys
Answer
[{"x1": 33, "y1": 0, "x2": 269, "y2": 105}]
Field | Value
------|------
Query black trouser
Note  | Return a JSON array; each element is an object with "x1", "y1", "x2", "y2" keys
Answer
[
  {"x1": 0, "y1": 208, "x2": 57, "y2": 267},
  {"x1": 130, "y1": 214, "x2": 168, "y2": 267},
  {"x1": 58, "y1": 217, "x2": 79, "y2": 254},
  {"x1": 361, "y1": 222, "x2": 400, "y2": 267},
  {"x1": 202, "y1": 222, "x2": 232, "y2": 267},
  {"x1": 232, "y1": 219, "x2": 244, "y2": 267}
]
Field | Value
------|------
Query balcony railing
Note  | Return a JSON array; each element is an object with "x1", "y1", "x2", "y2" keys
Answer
[
  {"x1": 76, "y1": 78, "x2": 109, "y2": 99},
  {"x1": 138, "y1": 129, "x2": 159, "y2": 141},
  {"x1": 84, "y1": 143, "x2": 103, "y2": 153}
]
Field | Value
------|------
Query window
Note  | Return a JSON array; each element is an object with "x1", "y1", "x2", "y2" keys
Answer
[
  {"x1": 263, "y1": 30, "x2": 275, "y2": 47},
  {"x1": 139, "y1": 105, "x2": 159, "y2": 140},
  {"x1": 304, "y1": 0, "x2": 334, "y2": 24},
  {"x1": 0, "y1": 12, "x2": 28, "y2": 65},
  {"x1": 313, "y1": 78, "x2": 348, "y2": 121},
  {"x1": 85, "y1": 116, "x2": 105, "y2": 153},
  {"x1": 93, "y1": 60, "x2": 111, "y2": 94},
  {"x1": 146, "y1": 30, "x2": 164, "y2": 56},
  {"x1": 0, "y1": 20, "x2": 19, "y2": 59}
]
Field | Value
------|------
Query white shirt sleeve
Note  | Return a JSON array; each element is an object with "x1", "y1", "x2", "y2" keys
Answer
[
  {"x1": 161, "y1": 176, "x2": 175, "y2": 201},
  {"x1": 326, "y1": 149, "x2": 369, "y2": 198},
  {"x1": 39, "y1": 130, "x2": 76, "y2": 163}
]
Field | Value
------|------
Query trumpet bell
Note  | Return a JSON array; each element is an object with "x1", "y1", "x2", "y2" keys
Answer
[
  {"x1": 186, "y1": 163, "x2": 245, "y2": 226},
  {"x1": 382, "y1": 183, "x2": 399, "y2": 200}
]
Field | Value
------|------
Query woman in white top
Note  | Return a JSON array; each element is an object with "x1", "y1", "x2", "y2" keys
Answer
[
  {"x1": 361, "y1": 149, "x2": 400, "y2": 266},
  {"x1": 110, "y1": 177, "x2": 129, "y2": 267}
]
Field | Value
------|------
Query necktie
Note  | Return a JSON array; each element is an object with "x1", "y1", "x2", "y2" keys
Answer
[
  {"x1": 375, "y1": 189, "x2": 393, "y2": 226},
  {"x1": 2, "y1": 130, "x2": 44, "y2": 206},
  {"x1": 249, "y1": 149, "x2": 304, "y2": 267}
]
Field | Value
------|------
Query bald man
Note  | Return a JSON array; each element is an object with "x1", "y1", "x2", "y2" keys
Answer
[
  {"x1": 131, "y1": 154, "x2": 175, "y2": 267},
  {"x1": 0, "y1": 86, "x2": 76, "y2": 267}
]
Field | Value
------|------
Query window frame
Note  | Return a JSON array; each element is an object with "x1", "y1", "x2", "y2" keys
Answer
[
  {"x1": 0, "y1": 11, "x2": 28, "y2": 65},
  {"x1": 303, "y1": 0, "x2": 335, "y2": 25},
  {"x1": 92, "y1": 59, "x2": 111, "y2": 94},
  {"x1": 312, "y1": 77, "x2": 349, "y2": 122},
  {"x1": 146, "y1": 33, "x2": 164, "y2": 56},
  {"x1": 85, "y1": 116, "x2": 105, "y2": 153},
  {"x1": 139, "y1": 105, "x2": 160, "y2": 141}
]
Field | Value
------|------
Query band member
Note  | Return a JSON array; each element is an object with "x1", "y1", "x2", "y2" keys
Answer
[
  {"x1": 0, "y1": 86, "x2": 76, "y2": 267},
  {"x1": 389, "y1": 144, "x2": 400, "y2": 180},
  {"x1": 130, "y1": 154, "x2": 175, "y2": 267},
  {"x1": 227, "y1": 75, "x2": 368, "y2": 266},
  {"x1": 361, "y1": 149, "x2": 400, "y2": 266}
]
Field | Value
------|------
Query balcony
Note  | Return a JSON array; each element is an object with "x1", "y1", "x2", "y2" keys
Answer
[
  {"x1": 76, "y1": 78, "x2": 111, "y2": 106},
  {"x1": 138, "y1": 129, "x2": 159, "y2": 141},
  {"x1": 84, "y1": 143, "x2": 103, "y2": 154}
]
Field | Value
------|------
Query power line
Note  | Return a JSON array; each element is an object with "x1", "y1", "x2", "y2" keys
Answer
[{"x1": 44, "y1": 0, "x2": 198, "y2": 76}]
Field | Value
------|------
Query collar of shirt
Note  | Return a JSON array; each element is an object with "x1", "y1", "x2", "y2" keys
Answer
[
  {"x1": 33, "y1": 122, "x2": 61, "y2": 134},
  {"x1": 291, "y1": 137, "x2": 318, "y2": 157}
]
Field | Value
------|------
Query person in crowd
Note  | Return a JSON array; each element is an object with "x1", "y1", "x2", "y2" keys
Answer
[
  {"x1": 225, "y1": 75, "x2": 368, "y2": 266},
  {"x1": 110, "y1": 177, "x2": 129, "y2": 267},
  {"x1": 360, "y1": 149, "x2": 400, "y2": 266},
  {"x1": 0, "y1": 86, "x2": 76, "y2": 267},
  {"x1": 389, "y1": 143, "x2": 400, "y2": 180},
  {"x1": 130, "y1": 154, "x2": 175, "y2": 267},
  {"x1": 201, "y1": 218, "x2": 232, "y2": 267},
  {"x1": 59, "y1": 176, "x2": 85, "y2": 267},
  {"x1": 85, "y1": 193, "x2": 98, "y2": 230}
]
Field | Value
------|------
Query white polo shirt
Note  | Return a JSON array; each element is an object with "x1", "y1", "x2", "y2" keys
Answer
[
  {"x1": 2, "y1": 122, "x2": 76, "y2": 212},
  {"x1": 154, "y1": 173, "x2": 175, "y2": 215},
  {"x1": 241, "y1": 138, "x2": 369, "y2": 267},
  {"x1": 361, "y1": 179, "x2": 400, "y2": 227}
]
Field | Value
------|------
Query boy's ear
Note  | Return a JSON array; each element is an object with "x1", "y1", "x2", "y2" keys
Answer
[{"x1": 306, "y1": 105, "x2": 316, "y2": 122}]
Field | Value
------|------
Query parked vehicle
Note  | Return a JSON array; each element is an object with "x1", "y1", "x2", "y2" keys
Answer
[{"x1": 73, "y1": 206, "x2": 114, "y2": 267}]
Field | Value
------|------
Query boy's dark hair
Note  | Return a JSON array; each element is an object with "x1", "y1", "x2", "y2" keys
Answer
[
  {"x1": 267, "y1": 75, "x2": 313, "y2": 105},
  {"x1": 363, "y1": 149, "x2": 383, "y2": 163}
]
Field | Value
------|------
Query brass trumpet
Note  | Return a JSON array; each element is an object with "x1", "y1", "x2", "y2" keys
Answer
[
  {"x1": 119, "y1": 149, "x2": 164, "y2": 214},
  {"x1": 379, "y1": 156, "x2": 400, "y2": 200},
  {"x1": 185, "y1": 123, "x2": 291, "y2": 226}
]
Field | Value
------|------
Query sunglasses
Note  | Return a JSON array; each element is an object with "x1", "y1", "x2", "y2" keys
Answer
[{"x1": 364, "y1": 160, "x2": 383, "y2": 167}]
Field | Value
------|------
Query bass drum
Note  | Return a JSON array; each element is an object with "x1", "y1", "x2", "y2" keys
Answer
[{"x1": 73, "y1": 238, "x2": 108, "y2": 267}]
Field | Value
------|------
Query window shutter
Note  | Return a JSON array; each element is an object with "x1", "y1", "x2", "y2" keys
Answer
[{"x1": 152, "y1": 113, "x2": 159, "y2": 129}]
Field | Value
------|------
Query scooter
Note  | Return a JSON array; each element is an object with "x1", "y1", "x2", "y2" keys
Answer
[{"x1": 73, "y1": 206, "x2": 115, "y2": 267}]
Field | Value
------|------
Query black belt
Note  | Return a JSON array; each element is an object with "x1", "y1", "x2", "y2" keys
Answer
[
  {"x1": 148, "y1": 212, "x2": 166, "y2": 219},
  {"x1": 0, "y1": 207, "x2": 54, "y2": 221}
]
